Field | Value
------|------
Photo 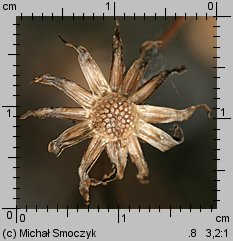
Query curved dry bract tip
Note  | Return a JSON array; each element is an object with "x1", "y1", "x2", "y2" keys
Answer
[
  {"x1": 115, "y1": 18, "x2": 120, "y2": 27},
  {"x1": 48, "y1": 140, "x2": 61, "y2": 157},
  {"x1": 33, "y1": 75, "x2": 42, "y2": 83},
  {"x1": 19, "y1": 110, "x2": 32, "y2": 120},
  {"x1": 139, "y1": 40, "x2": 162, "y2": 59},
  {"x1": 140, "y1": 40, "x2": 163, "y2": 53},
  {"x1": 79, "y1": 180, "x2": 90, "y2": 205},
  {"x1": 172, "y1": 65, "x2": 186, "y2": 74},
  {"x1": 32, "y1": 74, "x2": 52, "y2": 84},
  {"x1": 58, "y1": 34, "x2": 79, "y2": 52},
  {"x1": 58, "y1": 34, "x2": 67, "y2": 44},
  {"x1": 113, "y1": 19, "x2": 121, "y2": 40},
  {"x1": 199, "y1": 104, "x2": 212, "y2": 118},
  {"x1": 137, "y1": 175, "x2": 149, "y2": 184},
  {"x1": 26, "y1": 74, "x2": 47, "y2": 86}
]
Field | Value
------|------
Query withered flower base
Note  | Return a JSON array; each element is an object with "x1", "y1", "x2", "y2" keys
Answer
[{"x1": 20, "y1": 21, "x2": 210, "y2": 204}]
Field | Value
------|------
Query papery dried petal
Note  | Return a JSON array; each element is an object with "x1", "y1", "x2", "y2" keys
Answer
[
  {"x1": 33, "y1": 74, "x2": 92, "y2": 108},
  {"x1": 59, "y1": 36, "x2": 111, "y2": 96},
  {"x1": 78, "y1": 136, "x2": 106, "y2": 204},
  {"x1": 20, "y1": 107, "x2": 88, "y2": 121},
  {"x1": 128, "y1": 134, "x2": 149, "y2": 183},
  {"x1": 109, "y1": 20, "x2": 124, "y2": 92},
  {"x1": 121, "y1": 40, "x2": 162, "y2": 97},
  {"x1": 121, "y1": 58, "x2": 147, "y2": 96},
  {"x1": 137, "y1": 104, "x2": 211, "y2": 123},
  {"x1": 105, "y1": 139, "x2": 128, "y2": 181},
  {"x1": 136, "y1": 119, "x2": 182, "y2": 152},
  {"x1": 48, "y1": 121, "x2": 92, "y2": 156},
  {"x1": 130, "y1": 66, "x2": 186, "y2": 104}
]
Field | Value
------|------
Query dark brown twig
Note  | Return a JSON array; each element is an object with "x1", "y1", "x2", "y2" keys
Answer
[{"x1": 158, "y1": 16, "x2": 188, "y2": 50}]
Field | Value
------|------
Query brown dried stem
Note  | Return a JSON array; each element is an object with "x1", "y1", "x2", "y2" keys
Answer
[{"x1": 158, "y1": 16, "x2": 188, "y2": 50}]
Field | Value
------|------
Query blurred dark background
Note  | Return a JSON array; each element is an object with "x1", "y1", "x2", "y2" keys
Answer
[{"x1": 17, "y1": 16, "x2": 217, "y2": 209}]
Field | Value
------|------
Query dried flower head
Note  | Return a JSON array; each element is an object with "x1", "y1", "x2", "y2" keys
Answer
[{"x1": 20, "y1": 21, "x2": 211, "y2": 204}]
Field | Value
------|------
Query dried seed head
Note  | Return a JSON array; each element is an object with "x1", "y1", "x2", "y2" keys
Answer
[{"x1": 91, "y1": 93, "x2": 137, "y2": 141}]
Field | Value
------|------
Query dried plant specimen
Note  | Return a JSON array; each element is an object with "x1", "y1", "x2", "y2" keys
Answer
[{"x1": 20, "y1": 21, "x2": 211, "y2": 204}]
